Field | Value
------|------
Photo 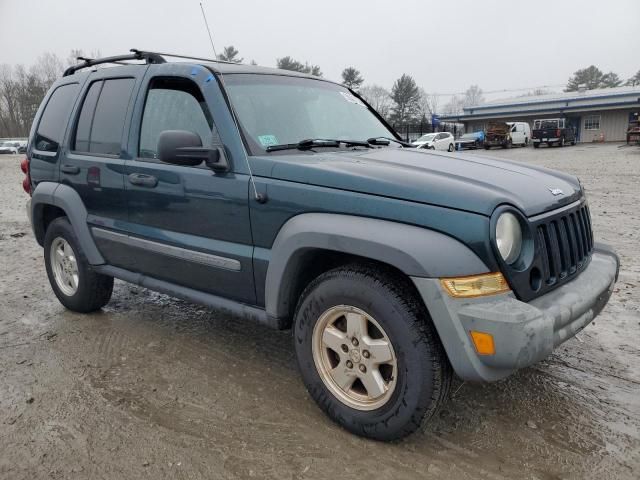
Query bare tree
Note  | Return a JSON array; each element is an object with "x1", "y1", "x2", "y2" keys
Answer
[
  {"x1": 0, "y1": 52, "x2": 65, "y2": 137},
  {"x1": 442, "y1": 95, "x2": 465, "y2": 115},
  {"x1": 359, "y1": 84, "x2": 392, "y2": 119},
  {"x1": 463, "y1": 85, "x2": 484, "y2": 107}
]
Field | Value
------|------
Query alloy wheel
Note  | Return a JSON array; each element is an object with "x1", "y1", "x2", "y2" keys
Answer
[{"x1": 312, "y1": 305, "x2": 397, "y2": 411}]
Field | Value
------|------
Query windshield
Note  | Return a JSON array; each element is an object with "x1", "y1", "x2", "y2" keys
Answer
[
  {"x1": 223, "y1": 74, "x2": 395, "y2": 154},
  {"x1": 416, "y1": 134, "x2": 436, "y2": 142}
]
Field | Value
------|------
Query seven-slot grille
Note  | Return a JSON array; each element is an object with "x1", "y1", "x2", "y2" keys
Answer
[{"x1": 536, "y1": 204, "x2": 594, "y2": 285}]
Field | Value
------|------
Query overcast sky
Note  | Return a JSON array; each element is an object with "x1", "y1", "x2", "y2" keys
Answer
[{"x1": 1, "y1": 0, "x2": 638, "y2": 101}]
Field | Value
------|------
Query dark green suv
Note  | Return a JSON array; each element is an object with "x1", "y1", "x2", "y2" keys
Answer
[{"x1": 23, "y1": 50, "x2": 619, "y2": 441}]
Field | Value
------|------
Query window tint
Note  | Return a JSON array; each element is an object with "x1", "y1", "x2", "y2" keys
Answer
[
  {"x1": 74, "y1": 81, "x2": 102, "y2": 152},
  {"x1": 139, "y1": 78, "x2": 213, "y2": 159},
  {"x1": 88, "y1": 78, "x2": 135, "y2": 155},
  {"x1": 34, "y1": 83, "x2": 79, "y2": 152}
]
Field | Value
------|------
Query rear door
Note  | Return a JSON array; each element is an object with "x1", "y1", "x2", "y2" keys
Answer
[
  {"x1": 511, "y1": 123, "x2": 525, "y2": 144},
  {"x1": 60, "y1": 67, "x2": 145, "y2": 268},
  {"x1": 119, "y1": 64, "x2": 255, "y2": 303}
]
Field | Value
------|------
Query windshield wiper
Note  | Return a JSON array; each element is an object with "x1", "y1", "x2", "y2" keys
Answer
[
  {"x1": 366, "y1": 136, "x2": 416, "y2": 147},
  {"x1": 266, "y1": 138, "x2": 372, "y2": 152}
]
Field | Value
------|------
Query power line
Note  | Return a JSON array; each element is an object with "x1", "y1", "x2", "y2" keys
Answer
[{"x1": 429, "y1": 84, "x2": 567, "y2": 97}]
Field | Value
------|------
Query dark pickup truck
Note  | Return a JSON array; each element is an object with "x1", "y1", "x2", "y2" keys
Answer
[{"x1": 532, "y1": 118, "x2": 576, "y2": 148}]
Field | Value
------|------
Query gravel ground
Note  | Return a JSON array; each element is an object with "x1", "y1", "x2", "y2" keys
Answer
[{"x1": 0, "y1": 143, "x2": 639, "y2": 480}]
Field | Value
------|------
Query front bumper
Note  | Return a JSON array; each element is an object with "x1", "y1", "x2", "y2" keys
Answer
[{"x1": 412, "y1": 245, "x2": 619, "y2": 382}]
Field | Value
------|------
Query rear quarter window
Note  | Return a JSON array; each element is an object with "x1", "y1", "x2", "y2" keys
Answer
[{"x1": 34, "y1": 83, "x2": 79, "y2": 152}]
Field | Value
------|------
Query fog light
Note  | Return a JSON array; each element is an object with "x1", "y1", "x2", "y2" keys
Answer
[
  {"x1": 470, "y1": 331, "x2": 495, "y2": 355},
  {"x1": 440, "y1": 272, "x2": 510, "y2": 298}
]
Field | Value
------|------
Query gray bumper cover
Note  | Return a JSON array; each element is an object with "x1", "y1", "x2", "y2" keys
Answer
[{"x1": 412, "y1": 245, "x2": 619, "y2": 382}]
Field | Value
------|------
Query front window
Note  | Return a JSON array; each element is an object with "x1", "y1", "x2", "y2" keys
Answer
[{"x1": 223, "y1": 74, "x2": 395, "y2": 154}]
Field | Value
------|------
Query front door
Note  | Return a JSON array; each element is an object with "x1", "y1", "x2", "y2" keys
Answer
[{"x1": 121, "y1": 65, "x2": 255, "y2": 304}]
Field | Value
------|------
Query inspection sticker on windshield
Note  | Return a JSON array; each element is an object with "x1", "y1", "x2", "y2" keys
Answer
[
  {"x1": 258, "y1": 134, "x2": 279, "y2": 147},
  {"x1": 339, "y1": 92, "x2": 365, "y2": 106}
]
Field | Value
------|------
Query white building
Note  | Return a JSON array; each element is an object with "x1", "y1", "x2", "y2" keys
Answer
[{"x1": 439, "y1": 86, "x2": 640, "y2": 142}]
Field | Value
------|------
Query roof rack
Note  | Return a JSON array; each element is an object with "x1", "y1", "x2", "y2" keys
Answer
[{"x1": 62, "y1": 49, "x2": 166, "y2": 76}]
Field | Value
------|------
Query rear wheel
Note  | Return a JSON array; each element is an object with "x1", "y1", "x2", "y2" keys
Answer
[
  {"x1": 533, "y1": 142, "x2": 540, "y2": 148},
  {"x1": 484, "y1": 145, "x2": 490, "y2": 150},
  {"x1": 44, "y1": 217, "x2": 113, "y2": 312},
  {"x1": 293, "y1": 264, "x2": 451, "y2": 441},
  {"x1": 559, "y1": 136, "x2": 565, "y2": 147}
]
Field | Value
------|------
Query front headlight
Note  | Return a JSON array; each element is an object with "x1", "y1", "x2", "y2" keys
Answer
[{"x1": 495, "y1": 212, "x2": 522, "y2": 264}]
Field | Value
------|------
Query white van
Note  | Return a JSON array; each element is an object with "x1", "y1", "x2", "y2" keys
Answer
[{"x1": 508, "y1": 122, "x2": 531, "y2": 146}]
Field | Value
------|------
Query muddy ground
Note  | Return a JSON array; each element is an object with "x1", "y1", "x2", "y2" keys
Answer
[{"x1": 0, "y1": 143, "x2": 639, "y2": 480}]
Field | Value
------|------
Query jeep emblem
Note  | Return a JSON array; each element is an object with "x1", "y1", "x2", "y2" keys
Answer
[{"x1": 548, "y1": 187, "x2": 564, "y2": 196}]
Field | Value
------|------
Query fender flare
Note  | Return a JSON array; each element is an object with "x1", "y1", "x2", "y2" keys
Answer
[
  {"x1": 31, "y1": 182, "x2": 105, "y2": 265},
  {"x1": 264, "y1": 213, "x2": 489, "y2": 320}
]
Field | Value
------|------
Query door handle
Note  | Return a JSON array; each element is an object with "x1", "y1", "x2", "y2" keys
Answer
[
  {"x1": 61, "y1": 164, "x2": 80, "y2": 175},
  {"x1": 128, "y1": 172, "x2": 158, "y2": 188}
]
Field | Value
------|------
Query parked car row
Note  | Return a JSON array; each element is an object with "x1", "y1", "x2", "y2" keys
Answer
[
  {"x1": 410, "y1": 117, "x2": 579, "y2": 152},
  {"x1": 0, "y1": 139, "x2": 27, "y2": 154}
]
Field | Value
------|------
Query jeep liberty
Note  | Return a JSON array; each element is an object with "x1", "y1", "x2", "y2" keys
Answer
[{"x1": 22, "y1": 50, "x2": 619, "y2": 441}]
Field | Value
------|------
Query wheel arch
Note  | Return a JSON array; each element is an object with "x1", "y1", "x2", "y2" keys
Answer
[
  {"x1": 31, "y1": 182, "x2": 105, "y2": 265},
  {"x1": 264, "y1": 213, "x2": 489, "y2": 326}
]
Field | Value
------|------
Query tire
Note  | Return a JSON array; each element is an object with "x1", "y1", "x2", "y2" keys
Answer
[
  {"x1": 484, "y1": 145, "x2": 490, "y2": 150},
  {"x1": 524, "y1": 137, "x2": 529, "y2": 146},
  {"x1": 571, "y1": 138, "x2": 576, "y2": 146},
  {"x1": 559, "y1": 136, "x2": 565, "y2": 147},
  {"x1": 293, "y1": 264, "x2": 452, "y2": 441},
  {"x1": 447, "y1": 143, "x2": 454, "y2": 152},
  {"x1": 533, "y1": 142, "x2": 540, "y2": 148},
  {"x1": 44, "y1": 217, "x2": 113, "y2": 312}
]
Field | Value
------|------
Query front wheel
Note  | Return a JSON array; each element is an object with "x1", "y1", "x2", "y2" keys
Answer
[
  {"x1": 293, "y1": 264, "x2": 452, "y2": 441},
  {"x1": 447, "y1": 143, "x2": 454, "y2": 152},
  {"x1": 533, "y1": 142, "x2": 540, "y2": 148},
  {"x1": 44, "y1": 217, "x2": 113, "y2": 312},
  {"x1": 559, "y1": 136, "x2": 565, "y2": 147}
]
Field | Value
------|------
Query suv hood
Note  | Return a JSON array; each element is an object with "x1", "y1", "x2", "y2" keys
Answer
[{"x1": 251, "y1": 148, "x2": 582, "y2": 217}]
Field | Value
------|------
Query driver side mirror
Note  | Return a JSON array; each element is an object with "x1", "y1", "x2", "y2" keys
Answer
[{"x1": 157, "y1": 130, "x2": 229, "y2": 172}]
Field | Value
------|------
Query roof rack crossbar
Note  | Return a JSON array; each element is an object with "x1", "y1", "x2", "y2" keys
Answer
[
  {"x1": 62, "y1": 50, "x2": 166, "y2": 77},
  {"x1": 129, "y1": 49, "x2": 239, "y2": 65}
]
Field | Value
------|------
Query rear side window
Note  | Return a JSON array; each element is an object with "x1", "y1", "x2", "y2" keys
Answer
[
  {"x1": 34, "y1": 83, "x2": 79, "y2": 152},
  {"x1": 74, "y1": 78, "x2": 135, "y2": 155},
  {"x1": 139, "y1": 77, "x2": 213, "y2": 159}
]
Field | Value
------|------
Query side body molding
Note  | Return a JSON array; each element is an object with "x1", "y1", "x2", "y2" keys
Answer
[
  {"x1": 31, "y1": 182, "x2": 105, "y2": 265},
  {"x1": 264, "y1": 213, "x2": 489, "y2": 321}
]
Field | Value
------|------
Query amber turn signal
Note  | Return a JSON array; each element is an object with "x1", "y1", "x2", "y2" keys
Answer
[
  {"x1": 440, "y1": 272, "x2": 510, "y2": 298},
  {"x1": 470, "y1": 331, "x2": 496, "y2": 355}
]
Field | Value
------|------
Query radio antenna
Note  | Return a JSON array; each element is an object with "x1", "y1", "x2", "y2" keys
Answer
[
  {"x1": 196, "y1": 3, "x2": 266, "y2": 203},
  {"x1": 200, "y1": 2, "x2": 218, "y2": 59}
]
